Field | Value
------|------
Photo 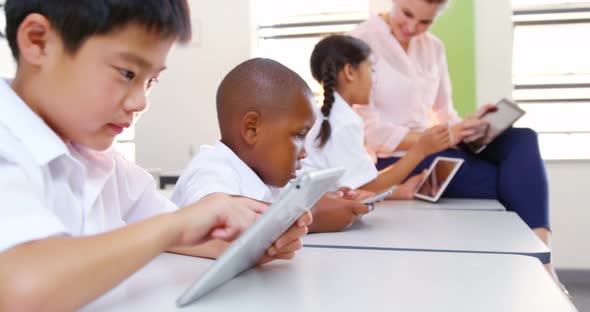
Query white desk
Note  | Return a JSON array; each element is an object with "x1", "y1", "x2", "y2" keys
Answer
[
  {"x1": 81, "y1": 249, "x2": 576, "y2": 312},
  {"x1": 384, "y1": 198, "x2": 506, "y2": 211},
  {"x1": 303, "y1": 207, "x2": 551, "y2": 263}
]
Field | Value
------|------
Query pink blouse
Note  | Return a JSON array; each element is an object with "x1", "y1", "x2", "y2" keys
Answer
[{"x1": 350, "y1": 15, "x2": 461, "y2": 158}]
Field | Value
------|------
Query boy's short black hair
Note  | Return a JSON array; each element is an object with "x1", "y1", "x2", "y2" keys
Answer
[
  {"x1": 4, "y1": 0, "x2": 192, "y2": 61},
  {"x1": 216, "y1": 58, "x2": 313, "y2": 128}
]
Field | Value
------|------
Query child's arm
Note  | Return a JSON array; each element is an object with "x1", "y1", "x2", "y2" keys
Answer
[
  {"x1": 0, "y1": 193, "x2": 263, "y2": 312},
  {"x1": 392, "y1": 130, "x2": 424, "y2": 152},
  {"x1": 167, "y1": 211, "x2": 312, "y2": 264},
  {"x1": 359, "y1": 125, "x2": 451, "y2": 193},
  {"x1": 308, "y1": 194, "x2": 370, "y2": 233}
]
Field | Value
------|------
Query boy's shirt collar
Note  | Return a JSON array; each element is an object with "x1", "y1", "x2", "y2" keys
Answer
[
  {"x1": 0, "y1": 79, "x2": 69, "y2": 165},
  {"x1": 212, "y1": 141, "x2": 278, "y2": 202}
]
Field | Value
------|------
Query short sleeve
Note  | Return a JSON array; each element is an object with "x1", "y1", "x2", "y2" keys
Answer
[
  {"x1": 0, "y1": 157, "x2": 69, "y2": 252},
  {"x1": 326, "y1": 125, "x2": 379, "y2": 189},
  {"x1": 124, "y1": 185, "x2": 178, "y2": 224},
  {"x1": 171, "y1": 164, "x2": 241, "y2": 208},
  {"x1": 111, "y1": 154, "x2": 179, "y2": 224}
]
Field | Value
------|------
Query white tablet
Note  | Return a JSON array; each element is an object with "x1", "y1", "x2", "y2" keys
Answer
[
  {"x1": 176, "y1": 167, "x2": 345, "y2": 307},
  {"x1": 414, "y1": 157, "x2": 464, "y2": 202},
  {"x1": 466, "y1": 98, "x2": 526, "y2": 153}
]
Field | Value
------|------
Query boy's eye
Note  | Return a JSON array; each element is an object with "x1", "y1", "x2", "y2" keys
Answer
[{"x1": 118, "y1": 68, "x2": 136, "y2": 81}]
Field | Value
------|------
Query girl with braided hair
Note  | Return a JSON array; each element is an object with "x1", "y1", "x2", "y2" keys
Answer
[{"x1": 303, "y1": 35, "x2": 450, "y2": 197}]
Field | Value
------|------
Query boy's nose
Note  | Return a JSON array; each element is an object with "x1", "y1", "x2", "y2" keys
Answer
[
  {"x1": 124, "y1": 90, "x2": 149, "y2": 113},
  {"x1": 298, "y1": 146, "x2": 308, "y2": 160}
]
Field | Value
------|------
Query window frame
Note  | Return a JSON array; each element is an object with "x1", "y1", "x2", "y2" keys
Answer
[{"x1": 512, "y1": 2, "x2": 590, "y2": 160}]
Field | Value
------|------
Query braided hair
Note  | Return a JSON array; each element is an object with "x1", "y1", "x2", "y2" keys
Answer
[{"x1": 310, "y1": 35, "x2": 371, "y2": 148}]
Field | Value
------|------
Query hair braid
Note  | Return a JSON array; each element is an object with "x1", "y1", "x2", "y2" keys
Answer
[{"x1": 316, "y1": 58, "x2": 337, "y2": 148}]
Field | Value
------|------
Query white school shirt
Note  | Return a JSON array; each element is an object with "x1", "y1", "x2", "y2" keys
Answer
[
  {"x1": 350, "y1": 14, "x2": 462, "y2": 158},
  {"x1": 171, "y1": 141, "x2": 279, "y2": 207},
  {"x1": 301, "y1": 92, "x2": 378, "y2": 190},
  {"x1": 0, "y1": 79, "x2": 177, "y2": 253}
]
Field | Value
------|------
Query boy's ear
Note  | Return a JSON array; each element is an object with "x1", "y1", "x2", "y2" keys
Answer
[
  {"x1": 17, "y1": 13, "x2": 60, "y2": 66},
  {"x1": 240, "y1": 111, "x2": 261, "y2": 146}
]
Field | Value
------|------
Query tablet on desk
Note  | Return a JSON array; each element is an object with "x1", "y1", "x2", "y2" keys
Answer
[
  {"x1": 465, "y1": 98, "x2": 526, "y2": 153},
  {"x1": 414, "y1": 157, "x2": 463, "y2": 202},
  {"x1": 176, "y1": 168, "x2": 345, "y2": 307}
]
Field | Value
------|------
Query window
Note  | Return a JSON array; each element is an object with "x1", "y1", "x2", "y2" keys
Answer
[
  {"x1": 252, "y1": 0, "x2": 369, "y2": 98},
  {"x1": 512, "y1": 0, "x2": 590, "y2": 159}
]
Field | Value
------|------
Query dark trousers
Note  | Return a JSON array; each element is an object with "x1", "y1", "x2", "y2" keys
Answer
[{"x1": 376, "y1": 128, "x2": 550, "y2": 230}]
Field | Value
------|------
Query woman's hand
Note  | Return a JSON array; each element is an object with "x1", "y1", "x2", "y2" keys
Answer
[{"x1": 451, "y1": 117, "x2": 489, "y2": 145}]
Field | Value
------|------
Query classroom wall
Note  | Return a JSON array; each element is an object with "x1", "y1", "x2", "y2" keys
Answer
[
  {"x1": 430, "y1": 0, "x2": 477, "y2": 117},
  {"x1": 473, "y1": 1, "x2": 514, "y2": 106},
  {"x1": 134, "y1": 0, "x2": 253, "y2": 172},
  {"x1": 547, "y1": 161, "x2": 590, "y2": 269}
]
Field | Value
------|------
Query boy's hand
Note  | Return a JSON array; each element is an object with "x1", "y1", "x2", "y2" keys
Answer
[
  {"x1": 414, "y1": 125, "x2": 452, "y2": 156},
  {"x1": 309, "y1": 195, "x2": 370, "y2": 233},
  {"x1": 257, "y1": 211, "x2": 312, "y2": 265},
  {"x1": 173, "y1": 193, "x2": 265, "y2": 247},
  {"x1": 171, "y1": 195, "x2": 310, "y2": 265}
]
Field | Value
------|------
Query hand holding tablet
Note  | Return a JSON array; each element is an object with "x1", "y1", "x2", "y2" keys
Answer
[
  {"x1": 465, "y1": 98, "x2": 525, "y2": 153},
  {"x1": 177, "y1": 168, "x2": 345, "y2": 307}
]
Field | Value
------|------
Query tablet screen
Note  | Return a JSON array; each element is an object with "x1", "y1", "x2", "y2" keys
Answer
[
  {"x1": 482, "y1": 99, "x2": 525, "y2": 144},
  {"x1": 416, "y1": 158, "x2": 461, "y2": 199}
]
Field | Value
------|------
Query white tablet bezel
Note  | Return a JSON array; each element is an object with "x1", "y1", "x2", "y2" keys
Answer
[
  {"x1": 466, "y1": 98, "x2": 526, "y2": 154},
  {"x1": 176, "y1": 168, "x2": 345, "y2": 307},
  {"x1": 414, "y1": 157, "x2": 464, "y2": 202}
]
